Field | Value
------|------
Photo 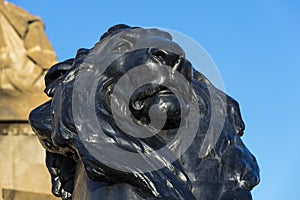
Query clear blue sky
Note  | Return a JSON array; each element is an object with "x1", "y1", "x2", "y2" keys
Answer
[{"x1": 9, "y1": 0, "x2": 300, "y2": 199}]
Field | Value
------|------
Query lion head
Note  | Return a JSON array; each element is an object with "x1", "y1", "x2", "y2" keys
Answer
[{"x1": 29, "y1": 24, "x2": 259, "y2": 200}]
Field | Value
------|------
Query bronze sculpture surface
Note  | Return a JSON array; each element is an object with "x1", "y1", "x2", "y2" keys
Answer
[{"x1": 29, "y1": 24, "x2": 260, "y2": 200}]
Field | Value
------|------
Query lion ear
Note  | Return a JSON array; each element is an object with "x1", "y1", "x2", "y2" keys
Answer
[
  {"x1": 44, "y1": 48, "x2": 90, "y2": 97},
  {"x1": 44, "y1": 58, "x2": 74, "y2": 97}
]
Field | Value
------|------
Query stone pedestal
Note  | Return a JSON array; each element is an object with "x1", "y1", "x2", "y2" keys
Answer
[{"x1": 0, "y1": 125, "x2": 59, "y2": 200}]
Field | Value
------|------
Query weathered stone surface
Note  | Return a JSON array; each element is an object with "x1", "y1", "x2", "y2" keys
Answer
[
  {"x1": 0, "y1": 136, "x2": 59, "y2": 198},
  {"x1": 3, "y1": 189, "x2": 59, "y2": 200},
  {"x1": 0, "y1": 0, "x2": 57, "y2": 120},
  {"x1": 0, "y1": 1, "x2": 60, "y2": 199},
  {"x1": 0, "y1": 1, "x2": 38, "y2": 38},
  {"x1": 25, "y1": 21, "x2": 57, "y2": 69}
]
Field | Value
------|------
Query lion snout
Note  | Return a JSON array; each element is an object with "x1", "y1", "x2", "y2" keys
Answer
[{"x1": 149, "y1": 48, "x2": 192, "y2": 82}]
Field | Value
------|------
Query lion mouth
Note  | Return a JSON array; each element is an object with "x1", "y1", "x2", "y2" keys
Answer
[{"x1": 131, "y1": 85, "x2": 173, "y2": 110}]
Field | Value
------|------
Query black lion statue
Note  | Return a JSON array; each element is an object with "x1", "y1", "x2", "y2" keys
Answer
[{"x1": 29, "y1": 24, "x2": 259, "y2": 200}]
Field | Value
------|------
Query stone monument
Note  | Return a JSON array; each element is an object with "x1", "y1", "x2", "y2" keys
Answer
[
  {"x1": 0, "y1": 1, "x2": 59, "y2": 199},
  {"x1": 30, "y1": 25, "x2": 260, "y2": 199}
]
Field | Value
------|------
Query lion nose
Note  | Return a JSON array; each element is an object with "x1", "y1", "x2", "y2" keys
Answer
[{"x1": 150, "y1": 48, "x2": 193, "y2": 82}]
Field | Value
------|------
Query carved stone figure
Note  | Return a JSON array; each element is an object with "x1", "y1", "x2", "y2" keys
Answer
[
  {"x1": 29, "y1": 24, "x2": 260, "y2": 200},
  {"x1": 0, "y1": 1, "x2": 59, "y2": 199},
  {"x1": 0, "y1": 0, "x2": 57, "y2": 120}
]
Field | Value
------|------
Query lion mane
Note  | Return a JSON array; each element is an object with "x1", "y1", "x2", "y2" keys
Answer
[{"x1": 29, "y1": 25, "x2": 259, "y2": 200}]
